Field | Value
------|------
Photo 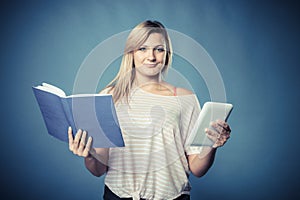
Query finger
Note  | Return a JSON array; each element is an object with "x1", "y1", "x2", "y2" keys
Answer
[
  {"x1": 206, "y1": 132, "x2": 225, "y2": 149},
  {"x1": 73, "y1": 129, "x2": 83, "y2": 154},
  {"x1": 205, "y1": 128, "x2": 220, "y2": 142},
  {"x1": 210, "y1": 128, "x2": 229, "y2": 148},
  {"x1": 213, "y1": 142, "x2": 222, "y2": 148},
  {"x1": 82, "y1": 136, "x2": 93, "y2": 157},
  {"x1": 210, "y1": 122, "x2": 225, "y2": 135},
  {"x1": 206, "y1": 130, "x2": 217, "y2": 142},
  {"x1": 215, "y1": 121, "x2": 231, "y2": 139},
  {"x1": 211, "y1": 136, "x2": 223, "y2": 148},
  {"x1": 206, "y1": 127, "x2": 230, "y2": 148},
  {"x1": 212, "y1": 138, "x2": 228, "y2": 148},
  {"x1": 216, "y1": 119, "x2": 231, "y2": 132},
  {"x1": 211, "y1": 121, "x2": 231, "y2": 138},
  {"x1": 68, "y1": 127, "x2": 74, "y2": 151},
  {"x1": 77, "y1": 130, "x2": 87, "y2": 153}
]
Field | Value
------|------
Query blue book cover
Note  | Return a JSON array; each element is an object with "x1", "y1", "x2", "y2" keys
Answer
[{"x1": 32, "y1": 83, "x2": 124, "y2": 148}]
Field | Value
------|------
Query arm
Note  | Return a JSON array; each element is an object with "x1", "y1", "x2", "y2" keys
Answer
[
  {"x1": 188, "y1": 120, "x2": 231, "y2": 177},
  {"x1": 68, "y1": 127, "x2": 109, "y2": 177},
  {"x1": 188, "y1": 147, "x2": 216, "y2": 177},
  {"x1": 67, "y1": 87, "x2": 114, "y2": 176},
  {"x1": 80, "y1": 86, "x2": 116, "y2": 176},
  {"x1": 84, "y1": 148, "x2": 109, "y2": 177}
]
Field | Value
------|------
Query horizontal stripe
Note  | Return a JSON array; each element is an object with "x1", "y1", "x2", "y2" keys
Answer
[{"x1": 105, "y1": 88, "x2": 200, "y2": 199}]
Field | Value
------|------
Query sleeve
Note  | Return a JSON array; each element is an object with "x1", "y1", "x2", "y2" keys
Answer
[{"x1": 179, "y1": 95, "x2": 204, "y2": 155}]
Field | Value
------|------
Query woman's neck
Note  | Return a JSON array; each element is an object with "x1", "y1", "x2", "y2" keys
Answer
[
  {"x1": 134, "y1": 73, "x2": 161, "y2": 88},
  {"x1": 133, "y1": 72, "x2": 175, "y2": 95},
  {"x1": 133, "y1": 77, "x2": 175, "y2": 96}
]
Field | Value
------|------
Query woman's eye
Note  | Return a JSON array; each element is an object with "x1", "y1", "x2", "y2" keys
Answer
[
  {"x1": 155, "y1": 48, "x2": 165, "y2": 52},
  {"x1": 138, "y1": 47, "x2": 147, "y2": 51}
]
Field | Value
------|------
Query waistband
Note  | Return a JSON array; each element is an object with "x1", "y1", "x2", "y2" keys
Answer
[{"x1": 103, "y1": 185, "x2": 190, "y2": 200}]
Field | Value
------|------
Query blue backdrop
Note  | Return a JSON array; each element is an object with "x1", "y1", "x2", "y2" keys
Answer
[{"x1": 1, "y1": 0, "x2": 299, "y2": 199}]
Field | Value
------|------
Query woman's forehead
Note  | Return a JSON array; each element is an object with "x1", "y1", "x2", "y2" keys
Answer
[{"x1": 142, "y1": 33, "x2": 165, "y2": 46}]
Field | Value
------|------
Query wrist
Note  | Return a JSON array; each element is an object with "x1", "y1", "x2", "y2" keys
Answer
[
  {"x1": 85, "y1": 153, "x2": 94, "y2": 160},
  {"x1": 197, "y1": 146, "x2": 216, "y2": 159}
]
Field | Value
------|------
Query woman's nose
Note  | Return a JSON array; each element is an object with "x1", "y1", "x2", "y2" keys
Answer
[{"x1": 147, "y1": 49, "x2": 156, "y2": 62}]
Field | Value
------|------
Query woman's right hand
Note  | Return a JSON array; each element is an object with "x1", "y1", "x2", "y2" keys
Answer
[
  {"x1": 68, "y1": 127, "x2": 108, "y2": 177},
  {"x1": 68, "y1": 127, "x2": 93, "y2": 157}
]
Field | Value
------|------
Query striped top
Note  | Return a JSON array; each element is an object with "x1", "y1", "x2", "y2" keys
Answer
[{"x1": 105, "y1": 87, "x2": 202, "y2": 200}]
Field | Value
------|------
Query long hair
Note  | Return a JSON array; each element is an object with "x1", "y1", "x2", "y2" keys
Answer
[{"x1": 106, "y1": 20, "x2": 173, "y2": 103}]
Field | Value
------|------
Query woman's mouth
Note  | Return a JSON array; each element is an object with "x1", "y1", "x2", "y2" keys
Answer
[{"x1": 143, "y1": 63, "x2": 158, "y2": 67}]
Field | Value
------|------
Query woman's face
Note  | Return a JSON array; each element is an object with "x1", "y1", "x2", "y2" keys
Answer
[{"x1": 133, "y1": 33, "x2": 166, "y2": 79}]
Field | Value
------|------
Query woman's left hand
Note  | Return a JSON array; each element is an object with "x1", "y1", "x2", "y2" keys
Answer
[{"x1": 205, "y1": 119, "x2": 231, "y2": 148}]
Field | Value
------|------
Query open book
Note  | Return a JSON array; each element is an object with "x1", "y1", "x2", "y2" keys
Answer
[{"x1": 32, "y1": 83, "x2": 124, "y2": 148}]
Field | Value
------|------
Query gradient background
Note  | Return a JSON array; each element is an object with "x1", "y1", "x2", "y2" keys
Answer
[{"x1": 1, "y1": 0, "x2": 299, "y2": 199}]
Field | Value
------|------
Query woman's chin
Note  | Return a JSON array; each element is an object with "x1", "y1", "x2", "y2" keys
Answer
[{"x1": 136, "y1": 67, "x2": 162, "y2": 78}]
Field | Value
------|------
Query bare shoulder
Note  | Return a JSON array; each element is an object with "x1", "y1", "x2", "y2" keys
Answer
[
  {"x1": 176, "y1": 87, "x2": 194, "y2": 96},
  {"x1": 99, "y1": 86, "x2": 114, "y2": 94},
  {"x1": 162, "y1": 82, "x2": 194, "y2": 96}
]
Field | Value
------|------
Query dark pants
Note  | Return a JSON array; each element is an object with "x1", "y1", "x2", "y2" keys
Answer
[{"x1": 103, "y1": 185, "x2": 190, "y2": 200}]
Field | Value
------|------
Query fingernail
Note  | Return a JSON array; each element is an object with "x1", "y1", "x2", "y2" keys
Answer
[
  {"x1": 205, "y1": 128, "x2": 208, "y2": 132},
  {"x1": 68, "y1": 126, "x2": 71, "y2": 131}
]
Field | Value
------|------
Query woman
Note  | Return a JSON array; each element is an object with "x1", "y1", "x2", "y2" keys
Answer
[{"x1": 68, "y1": 20, "x2": 231, "y2": 200}]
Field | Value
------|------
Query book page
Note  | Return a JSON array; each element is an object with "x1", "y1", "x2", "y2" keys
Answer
[
  {"x1": 35, "y1": 83, "x2": 66, "y2": 97},
  {"x1": 68, "y1": 93, "x2": 111, "y2": 98}
]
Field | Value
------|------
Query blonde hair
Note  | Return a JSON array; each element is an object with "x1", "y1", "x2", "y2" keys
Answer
[{"x1": 106, "y1": 20, "x2": 173, "y2": 103}]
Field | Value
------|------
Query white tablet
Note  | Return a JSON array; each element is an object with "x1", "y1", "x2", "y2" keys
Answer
[{"x1": 188, "y1": 102, "x2": 233, "y2": 146}]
